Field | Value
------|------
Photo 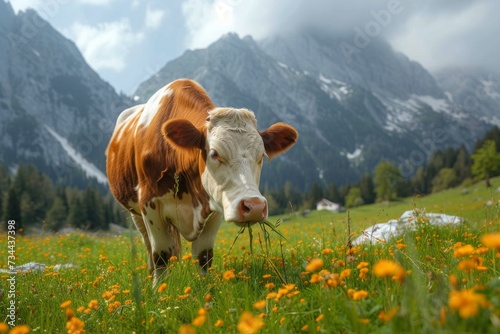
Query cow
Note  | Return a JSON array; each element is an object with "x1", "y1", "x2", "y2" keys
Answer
[{"x1": 106, "y1": 79, "x2": 298, "y2": 284}]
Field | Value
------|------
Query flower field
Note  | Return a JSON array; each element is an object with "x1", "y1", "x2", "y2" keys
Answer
[{"x1": 1, "y1": 182, "x2": 499, "y2": 333}]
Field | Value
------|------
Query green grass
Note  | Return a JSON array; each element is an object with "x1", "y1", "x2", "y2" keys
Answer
[
  {"x1": 273, "y1": 177, "x2": 500, "y2": 240},
  {"x1": 1, "y1": 178, "x2": 499, "y2": 333}
]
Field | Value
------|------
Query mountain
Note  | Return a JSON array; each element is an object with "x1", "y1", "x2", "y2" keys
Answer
[
  {"x1": 0, "y1": 1, "x2": 496, "y2": 191},
  {"x1": 434, "y1": 67, "x2": 500, "y2": 126},
  {"x1": 135, "y1": 31, "x2": 491, "y2": 189},
  {"x1": 0, "y1": 1, "x2": 131, "y2": 186}
]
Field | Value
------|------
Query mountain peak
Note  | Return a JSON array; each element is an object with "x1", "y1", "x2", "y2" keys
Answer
[
  {"x1": 0, "y1": 1, "x2": 15, "y2": 29},
  {"x1": 259, "y1": 29, "x2": 443, "y2": 99}
]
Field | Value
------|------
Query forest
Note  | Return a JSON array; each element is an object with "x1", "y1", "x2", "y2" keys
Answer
[{"x1": 1, "y1": 127, "x2": 499, "y2": 231}]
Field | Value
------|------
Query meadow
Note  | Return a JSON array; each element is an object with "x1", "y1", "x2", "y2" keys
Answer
[{"x1": 1, "y1": 178, "x2": 499, "y2": 333}]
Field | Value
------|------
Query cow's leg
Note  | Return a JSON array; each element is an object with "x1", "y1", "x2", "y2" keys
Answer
[
  {"x1": 144, "y1": 212, "x2": 181, "y2": 284},
  {"x1": 191, "y1": 212, "x2": 222, "y2": 273},
  {"x1": 130, "y1": 213, "x2": 153, "y2": 272}
]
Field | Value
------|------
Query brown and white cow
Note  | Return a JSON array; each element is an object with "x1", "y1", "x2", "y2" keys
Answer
[{"x1": 106, "y1": 79, "x2": 297, "y2": 283}]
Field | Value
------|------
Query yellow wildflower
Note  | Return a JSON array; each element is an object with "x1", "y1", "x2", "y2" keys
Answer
[
  {"x1": 357, "y1": 261, "x2": 369, "y2": 269},
  {"x1": 340, "y1": 268, "x2": 351, "y2": 279},
  {"x1": 88, "y1": 300, "x2": 98, "y2": 310},
  {"x1": 453, "y1": 245, "x2": 475, "y2": 258},
  {"x1": 448, "y1": 288, "x2": 488, "y2": 318},
  {"x1": 378, "y1": 307, "x2": 399, "y2": 323},
  {"x1": 158, "y1": 283, "x2": 167, "y2": 293},
  {"x1": 178, "y1": 324, "x2": 195, "y2": 334},
  {"x1": 481, "y1": 232, "x2": 500, "y2": 250},
  {"x1": 0, "y1": 323, "x2": 8, "y2": 333},
  {"x1": 66, "y1": 316, "x2": 84, "y2": 334},
  {"x1": 265, "y1": 282, "x2": 275, "y2": 289},
  {"x1": 192, "y1": 314, "x2": 206, "y2": 327},
  {"x1": 321, "y1": 248, "x2": 333, "y2": 255},
  {"x1": 8, "y1": 325, "x2": 30, "y2": 334},
  {"x1": 309, "y1": 274, "x2": 321, "y2": 284},
  {"x1": 237, "y1": 311, "x2": 265, "y2": 334},
  {"x1": 305, "y1": 258, "x2": 324, "y2": 272},
  {"x1": 351, "y1": 290, "x2": 369, "y2": 301},
  {"x1": 253, "y1": 300, "x2": 267, "y2": 310},
  {"x1": 60, "y1": 300, "x2": 72, "y2": 309},
  {"x1": 373, "y1": 260, "x2": 405, "y2": 282},
  {"x1": 214, "y1": 319, "x2": 224, "y2": 327},
  {"x1": 223, "y1": 270, "x2": 236, "y2": 280}
]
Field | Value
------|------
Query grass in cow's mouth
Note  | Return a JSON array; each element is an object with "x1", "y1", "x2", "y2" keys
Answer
[{"x1": 228, "y1": 219, "x2": 287, "y2": 256}]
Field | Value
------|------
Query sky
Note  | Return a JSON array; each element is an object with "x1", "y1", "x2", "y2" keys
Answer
[{"x1": 8, "y1": 0, "x2": 500, "y2": 95}]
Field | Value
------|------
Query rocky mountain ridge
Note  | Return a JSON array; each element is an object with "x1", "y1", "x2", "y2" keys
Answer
[{"x1": 0, "y1": 1, "x2": 497, "y2": 190}]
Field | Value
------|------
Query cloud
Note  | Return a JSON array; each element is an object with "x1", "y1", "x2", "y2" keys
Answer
[
  {"x1": 180, "y1": 0, "x2": 400, "y2": 49},
  {"x1": 77, "y1": 0, "x2": 115, "y2": 5},
  {"x1": 9, "y1": 0, "x2": 45, "y2": 12},
  {"x1": 64, "y1": 19, "x2": 144, "y2": 71},
  {"x1": 181, "y1": 0, "x2": 500, "y2": 73},
  {"x1": 389, "y1": 1, "x2": 500, "y2": 73},
  {"x1": 145, "y1": 5, "x2": 165, "y2": 30}
]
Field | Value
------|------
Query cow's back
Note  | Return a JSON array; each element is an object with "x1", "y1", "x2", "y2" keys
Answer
[{"x1": 106, "y1": 79, "x2": 215, "y2": 209}]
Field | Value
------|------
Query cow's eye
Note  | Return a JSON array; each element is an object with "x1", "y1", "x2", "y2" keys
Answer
[{"x1": 209, "y1": 149, "x2": 222, "y2": 162}]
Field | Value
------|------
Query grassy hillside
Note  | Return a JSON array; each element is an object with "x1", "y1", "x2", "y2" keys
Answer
[{"x1": 259, "y1": 177, "x2": 500, "y2": 243}]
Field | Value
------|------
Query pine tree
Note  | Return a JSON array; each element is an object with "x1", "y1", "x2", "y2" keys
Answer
[
  {"x1": 3, "y1": 187, "x2": 21, "y2": 231},
  {"x1": 324, "y1": 182, "x2": 340, "y2": 204},
  {"x1": 307, "y1": 183, "x2": 324, "y2": 209},
  {"x1": 358, "y1": 174, "x2": 375, "y2": 204},
  {"x1": 68, "y1": 197, "x2": 87, "y2": 229},
  {"x1": 45, "y1": 196, "x2": 68, "y2": 231},
  {"x1": 453, "y1": 145, "x2": 471, "y2": 182}
]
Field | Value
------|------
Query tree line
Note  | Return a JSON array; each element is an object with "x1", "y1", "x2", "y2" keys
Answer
[
  {"x1": 0, "y1": 163, "x2": 125, "y2": 232},
  {"x1": 1, "y1": 127, "x2": 499, "y2": 230},
  {"x1": 264, "y1": 127, "x2": 500, "y2": 215}
]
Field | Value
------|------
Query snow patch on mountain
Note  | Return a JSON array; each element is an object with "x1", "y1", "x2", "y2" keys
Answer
[
  {"x1": 413, "y1": 95, "x2": 449, "y2": 112},
  {"x1": 318, "y1": 74, "x2": 351, "y2": 101},
  {"x1": 481, "y1": 79, "x2": 500, "y2": 99},
  {"x1": 346, "y1": 147, "x2": 363, "y2": 160},
  {"x1": 44, "y1": 126, "x2": 108, "y2": 184}
]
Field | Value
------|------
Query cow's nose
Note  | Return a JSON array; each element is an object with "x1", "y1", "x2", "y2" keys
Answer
[{"x1": 238, "y1": 197, "x2": 268, "y2": 222}]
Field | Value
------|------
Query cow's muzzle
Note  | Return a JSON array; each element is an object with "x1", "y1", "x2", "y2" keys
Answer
[{"x1": 237, "y1": 197, "x2": 268, "y2": 223}]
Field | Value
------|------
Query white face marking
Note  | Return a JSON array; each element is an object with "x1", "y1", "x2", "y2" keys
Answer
[
  {"x1": 136, "y1": 86, "x2": 173, "y2": 133},
  {"x1": 201, "y1": 108, "x2": 267, "y2": 223}
]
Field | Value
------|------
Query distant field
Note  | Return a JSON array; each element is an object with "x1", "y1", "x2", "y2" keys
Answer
[{"x1": 0, "y1": 178, "x2": 499, "y2": 333}]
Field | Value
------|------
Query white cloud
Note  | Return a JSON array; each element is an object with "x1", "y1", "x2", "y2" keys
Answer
[
  {"x1": 145, "y1": 5, "x2": 165, "y2": 30},
  {"x1": 180, "y1": 0, "x2": 401, "y2": 49},
  {"x1": 390, "y1": 1, "x2": 497, "y2": 72},
  {"x1": 9, "y1": 0, "x2": 45, "y2": 12},
  {"x1": 181, "y1": 0, "x2": 292, "y2": 49},
  {"x1": 64, "y1": 19, "x2": 144, "y2": 71},
  {"x1": 180, "y1": 0, "x2": 500, "y2": 74},
  {"x1": 77, "y1": 0, "x2": 115, "y2": 5}
]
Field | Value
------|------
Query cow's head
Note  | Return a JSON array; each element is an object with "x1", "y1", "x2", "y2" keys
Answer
[{"x1": 162, "y1": 108, "x2": 298, "y2": 225}]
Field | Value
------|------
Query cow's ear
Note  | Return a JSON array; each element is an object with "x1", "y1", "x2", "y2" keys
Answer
[
  {"x1": 162, "y1": 119, "x2": 205, "y2": 150},
  {"x1": 260, "y1": 123, "x2": 298, "y2": 158}
]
